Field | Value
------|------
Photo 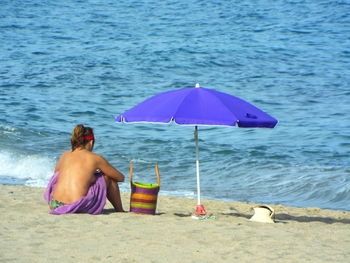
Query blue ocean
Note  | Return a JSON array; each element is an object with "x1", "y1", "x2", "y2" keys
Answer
[{"x1": 1, "y1": 0, "x2": 349, "y2": 211}]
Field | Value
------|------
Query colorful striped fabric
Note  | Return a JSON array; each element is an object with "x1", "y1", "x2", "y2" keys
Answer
[
  {"x1": 130, "y1": 182, "x2": 160, "y2": 215},
  {"x1": 129, "y1": 162, "x2": 160, "y2": 215}
]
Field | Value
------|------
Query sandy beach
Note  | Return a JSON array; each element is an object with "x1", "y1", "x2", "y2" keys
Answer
[{"x1": 1, "y1": 185, "x2": 349, "y2": 263}]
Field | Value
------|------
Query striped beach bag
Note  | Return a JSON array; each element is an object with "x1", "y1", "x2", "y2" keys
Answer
[{"x1": 129, "y1": 162, "x2": 160, "y2": 215}]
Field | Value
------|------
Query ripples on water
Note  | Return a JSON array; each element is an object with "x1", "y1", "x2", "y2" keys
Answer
[{"x1": 0, "y1": 0, "x2": 349, "y2": 210}]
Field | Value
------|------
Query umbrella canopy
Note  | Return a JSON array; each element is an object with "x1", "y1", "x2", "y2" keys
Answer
[
  {"x1": 116, "y1": 84, "x2": 277, "y2": 128},
  {"x1": 116, "y1": 84, "x2": 278, "y2": 215}
]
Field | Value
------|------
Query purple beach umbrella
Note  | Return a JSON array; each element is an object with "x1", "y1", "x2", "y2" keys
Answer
[{"x1": 116, "y1": 84, "x2": 278, "y2": 215}]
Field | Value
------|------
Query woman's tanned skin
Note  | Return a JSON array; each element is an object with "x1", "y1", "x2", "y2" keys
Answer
[{"x1": 52, "y1": 125, "x2": 125, "y2": 212}]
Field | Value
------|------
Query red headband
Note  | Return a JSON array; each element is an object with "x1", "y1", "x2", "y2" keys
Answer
[{"x1": 84, "y1": 133, "x2": 94, "y2": 140}]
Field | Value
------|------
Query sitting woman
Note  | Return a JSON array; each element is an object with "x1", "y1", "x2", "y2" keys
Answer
[{"x1": 44, "y1": 124, "x2": 125, "y2": 214}]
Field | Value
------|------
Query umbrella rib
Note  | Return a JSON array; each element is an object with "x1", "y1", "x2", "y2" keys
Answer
[
  {"x1": 201, "y1": 88, "x2": 240, "y2": 126},
  {"x1": 171, "y1": 88, "x2": 198, "y2": 124}
]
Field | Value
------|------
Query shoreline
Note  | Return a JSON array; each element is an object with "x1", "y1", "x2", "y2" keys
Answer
[
  {"x1": 1, "y1": 184, "x2": 350, "y2": 262},
  {"x1": 3, "y1": 182, "x2": 349, "y2": 213}
]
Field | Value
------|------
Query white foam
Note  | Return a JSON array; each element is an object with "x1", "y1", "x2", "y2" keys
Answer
[
  {"x1": 0, "y1": 124, "x2": 19, "y2": 132},
  {"x1": 159, "y1": 190, "x2": 196, "y2": 199},
  {"x1": 0, "y1": 150, "x2": 56, "y2": 187}
]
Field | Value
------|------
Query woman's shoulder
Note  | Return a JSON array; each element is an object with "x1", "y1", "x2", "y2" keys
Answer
[
  {"x1": 58, "y1": 150, "x2": 70, "y2": 159},
  {"x1": 89, "y1": 151, "x2": 104, "y2": 160},
  {"x1": 87, "y1": 152, "x2": 109, "y2": 165},
  {"x1": 61, "y1": 150, "x2": 74, "y2": 157}
]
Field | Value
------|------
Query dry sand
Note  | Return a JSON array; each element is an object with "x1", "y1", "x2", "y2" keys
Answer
[{"x1": 1, "y1": 184, "x2": 349, "y2": 263}]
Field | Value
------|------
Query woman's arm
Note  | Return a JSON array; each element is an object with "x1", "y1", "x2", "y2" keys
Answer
[{"x1": 95, "y1": 155, "x2": 125, "y2": 182}]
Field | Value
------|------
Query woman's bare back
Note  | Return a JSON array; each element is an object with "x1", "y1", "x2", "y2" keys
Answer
[
  {"x1": 53, "y1": 149, "x2": 102, "y2": 204},
  {"x1": 48, "y1": 124, "x2": 125, "y2": 212}
]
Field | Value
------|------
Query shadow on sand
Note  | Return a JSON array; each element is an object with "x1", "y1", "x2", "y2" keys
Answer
[{"x1": 221, "y1": 212, "x2": 350, "y2": 224}]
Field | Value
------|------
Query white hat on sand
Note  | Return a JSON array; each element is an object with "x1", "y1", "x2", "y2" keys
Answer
[{"x1": 249, "y1": 205, "x2": 275, "y2": 223}]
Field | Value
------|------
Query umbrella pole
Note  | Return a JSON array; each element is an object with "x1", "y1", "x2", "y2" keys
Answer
[
  {"x1": 194, "y1": 126, "x2": 207, "y2": 216},
  {"x1": 195, "y1": 126, "x2": 201, "y2": 205}
]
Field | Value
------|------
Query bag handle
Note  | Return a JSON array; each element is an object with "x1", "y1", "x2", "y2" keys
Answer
[
  {"x1": 129, "y1": 162, "x2": 160, "y2": 186},
  {"x1": 130, "y1": 162, "x2": 133, "y2": 184},
  {"x1": 155, "y1": 163, "x2": 160, "y2": 186}
]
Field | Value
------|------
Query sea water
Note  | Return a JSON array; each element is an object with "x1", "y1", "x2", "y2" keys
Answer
[{"x1": 1, "y1": 0, "x2": 349, "y2": 211}]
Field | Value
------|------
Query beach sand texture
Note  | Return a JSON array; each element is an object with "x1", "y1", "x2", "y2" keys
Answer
[{"x1": 1, "y1": 185, "x2": 349, "y2": 263}]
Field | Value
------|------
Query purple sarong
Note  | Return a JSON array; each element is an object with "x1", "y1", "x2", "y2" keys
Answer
[{"x1": 44, "y1": 171, "x2": 107, "y2": 215}]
